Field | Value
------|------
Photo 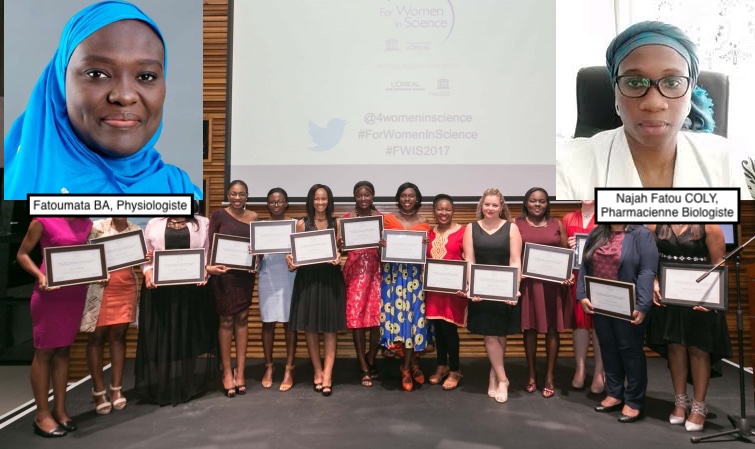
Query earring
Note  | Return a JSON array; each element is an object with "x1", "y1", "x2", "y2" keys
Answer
[{"x1": 614, "y1": 104, "x2": 620, "y2": 115}]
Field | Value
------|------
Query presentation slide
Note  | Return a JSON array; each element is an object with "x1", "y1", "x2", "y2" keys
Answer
[{"x1": 230, "y1": 0, "x2": 556, "y2": 199}]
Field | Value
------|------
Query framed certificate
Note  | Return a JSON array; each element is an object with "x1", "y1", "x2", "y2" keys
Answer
[
  {"x1": 659, "y1": 262, "x2": 728, "y2": 311},
  {"x1": 522, "y1": 243, "x2": 573, "y2": 283},
  {"x1": 469, "y1": 264, "x2": 519, "y2": 302},
  {"x1": 90, "y1": 229, "x2": 148, "y2": 272},
  {"x1": 290, "y1": 229, "x2": 338, "y2": 266},
  {"x1": 153, "y1": 248, "x2": 206, "y2": 286},
  {"x1": 381, "y1": 230, "x2": 427, "y2": 264},
  {"x1": 423, "y1": 259, "x2": 467, "y2": 294},
  {"x1": 585, "y1": 276, "x2": 635, "y2": 321},
  {"x1": 44, "y1": 244, "x2": 108, "y2": 288},
  {"x1": 340, "y1": 215, "x2": 384, "y2": 250},
  {"x1": 573, "y1": 233, "x2": 589, "y2": 270},
  {"x1": 210, "y1": 233, "x2": 254, "y2": 270},
  {"x1": 250, "y1": 220, "x2": 296, "y2": 255}
]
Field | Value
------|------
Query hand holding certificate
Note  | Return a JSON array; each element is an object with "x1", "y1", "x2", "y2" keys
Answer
[
  {"x1": 210, "y1": 233, "x2": 255, "y2": 271},
  {"x1": 90, "y1": 229, "x2": 148, "y2": 272},
  {"x1": 423, "y1": 259, "x2": 467, "y2": 294},
  {"x1": 44, "y1": 244, "x2": 109, "y2": 288},
  {"x1": 340, "y1": 216, "x2": 383, "y2": 250},
  {"x1": 469, "y1": 264, "x2": 519, "y2": 303},
  {"x1": 381, "y1": 230, "x2": 427, "y2": 264},
  {"x1": 250, "y1": 220, "x2": 296, "y2": 255},
  {"x1": 658, "y1": 263, "x2": 728, "y2": 311},
  {"x1": 153, "y1": 249, "x2": 206, "y2": 286},
  {"x1": 290, "y1": 229, "x2": 338, "y2": 266},
  {"x1": 522, "y1": 243, "x2": 573, "y2": 283},
  {"x1": 584, "y1": 276, "x2": 636, "y2": 321}
]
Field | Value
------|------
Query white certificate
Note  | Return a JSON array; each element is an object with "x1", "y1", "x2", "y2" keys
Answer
[
  {"x1": 154, "y1": 249, "x2": 205, "y2": 286},
  {"x1": 251, "y1": 220, "x2": 296, "y2": 254},
  {"x1": 585, "y1": 276, "x2": 635, "y2": 321},
  {"x1": 522, "y1": 243, "x2": 573, "y2": 282},
  {"x1": 90, "y1": 229, "x2": 147, "y2": 271},
  {"x1": 381, "y1": 230, "x2": 427, "y2": 264},
  {"x1": 340, "y1": 216, "x2": 383, "y2": 250},
  {"x1": 424, "y1": 259, "x2": 467, "y2": 293},
  {"x1": 211, "y1": 234, "x2": 254, "y2": 270},
  {"x1": 45, "y1": 244, "x2": 108, "y2": 287},
  {"x1": 291, "y1": 229, "x2": 337, "y2": 266},
  {"x1": 469, "y1": 264, "x2": 518, "y2": 302},
  {"x1": 660, "y1": 263, "x2": 727, "y2": 311}
]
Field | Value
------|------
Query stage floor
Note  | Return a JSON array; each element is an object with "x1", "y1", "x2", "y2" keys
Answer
[{"x1": 1, "y1": 356, "x2": 753, "y2": 448}]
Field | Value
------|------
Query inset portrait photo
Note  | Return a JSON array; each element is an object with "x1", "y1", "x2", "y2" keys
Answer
[{"x1": 3, "y1": 0, "x2": 203, "y2": 199}]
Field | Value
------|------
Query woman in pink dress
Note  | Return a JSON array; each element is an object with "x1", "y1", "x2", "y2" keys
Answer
[
  {"x1": 338, "y1": 181, "x2": 382, "y2": 387},
  {"x1": 426, "y1": 194, "x2": 467, "y2": 390},
  {"x1": 515, "y1": 187, "x2": 573, "y2": 399},
  {"x1": 17, "y1": 217, "x2": 93, "y2": 438},
  {"x1": 562, "y1": 201, "x2": 604, "y2": 393}
]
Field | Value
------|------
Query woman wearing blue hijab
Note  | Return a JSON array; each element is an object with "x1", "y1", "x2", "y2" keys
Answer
[
  {"x1": 3, "y1": 0, "x2": 201, "y2": 199},
  {"x1": 556, "y1": 21, "x2": 746, "y2": 199}
]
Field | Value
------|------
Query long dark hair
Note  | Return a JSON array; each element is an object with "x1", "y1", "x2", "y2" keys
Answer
[
  {"x1": 583, "y1": 224, "x2": 641, "y2": 263},
  {"x1": 395, "y1": 182, "x2": 422, "y2": 211},
  {"x1": 353, "y1": 180, "x2": 377, "y2": 211},
  {"x1": 305, "y1": 184, "x2": 335, "y2": 223},
  {"x1": 520, "y1": 187, "x2": 550, "y2": 219},
  {"x1": 656, "y1": 224, "x2": 704, "y2": 241}
]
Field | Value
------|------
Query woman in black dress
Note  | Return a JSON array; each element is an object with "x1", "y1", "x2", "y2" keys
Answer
[
  {"x1": 646, "y1": 224, "x2": 731, "y2": 432},
  {"x1": 286, "y1": 184, "x2": 347, "y2": 396},
  {"x1": 206, "y1": 180, "x2": 258, "y2": 397}
]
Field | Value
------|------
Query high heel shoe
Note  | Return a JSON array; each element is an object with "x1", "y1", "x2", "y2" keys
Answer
[
  {"x1": 410, "y1": 364, "x2": 425, "y2": 385},
  {"x1": 32, "y1": 420, "x2": 66, "y2": 438},
  {"x1": 487, "y1": 375, "x2": 498, "y2": 398},
  {"x1": 222, "y1": 371, "x2": 236, "y2": 398},
  {"x1": 92, "y1": 389, "x2": 112, "y2": 414},
  {"x1": 669, "y1": 393, "x2": 690, "y2": 425},
  {"x1": 400, "y1": 367, "x2": 413, "y2": 392},
  {"x1": 233, "y1": 368, "x2": 247, "y2": 395},
  {"x1": 495, "y1": 380, "x2": 510, "y2": 403},
  {"x1": 280, "y1": 364, "x2": 295, "y2": 392},
  {"x1": 110, "y1": 385, "x2": 127, "y2": 411},
  {"x1": 429, "y1": 365, "x2": 449, "y2": 385},
  {"x1": 685, "y1": 400, "x2": 707, "y2": 432},
  {"x1": 261, "y1": 363, "x2": 274, "y2": 389}
]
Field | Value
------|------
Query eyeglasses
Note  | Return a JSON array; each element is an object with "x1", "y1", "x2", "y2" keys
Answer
[
  {"x1": 268, "y1": 200, "x2": 285, "y2": 206},
  {"x1": 228, "y1": 192, "x2": 248, "y2": 198},
  {"x1": 615, "y1": 75, "x2": 691, "y2": 99}
]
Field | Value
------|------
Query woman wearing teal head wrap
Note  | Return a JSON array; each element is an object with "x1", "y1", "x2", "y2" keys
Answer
[
  {"x1": 3, "y1": 0, "x2": 201, "y2": 199},
  {"x1": 556, "y1": 21, "x2": 746, "y2": 200}
]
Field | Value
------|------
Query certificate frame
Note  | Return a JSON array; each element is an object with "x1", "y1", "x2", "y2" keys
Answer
[
  {"x1": 44, "y1": 244, "x2": 108, "y2": 288},
  {"x1": 522, "y1": 242, "x2": 574, "y2": 283},
  {"x1": 584, "y1": 276, "x2": 635, "y2": 321},
  {"x1": 153, "y1": 248, "x2": 206, "y2": 286},
  {"x1": 339, "y1": 215, "x2": 384, "y2": 250},
  {"x1": 423, "y1": 259, "x2": 467, "y2": 294},
  {"x1": 89, "y1": 229, "x2": 148, "y2": 272},
  {"x1": 210, "y1": 233, "x2": 254, "y2": 271},
  {"x1": 250, "y1": 220, "x2": 296, "y2": 255},
  {"x1": 573, "y1": 233, "x2": 589, "y2": 270},
  {"x1": 380, "y1": 230, "x2": 427, "y2": 264},
  {"x1": 469, "y1": 264, "x2": 519, "y2": 302},
  {"x1": 659, "y1": 262, "x2": 728, "y2": 311},
  {"x1": 290, "y1": 229, "x2": 338, "y2": 266}
]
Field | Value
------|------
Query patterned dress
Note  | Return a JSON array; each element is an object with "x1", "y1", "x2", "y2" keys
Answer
[
  {"x1": 425, "y1": 224, "x2": 467, "y2": 326},
  {"x1": 379, "y1": 214, "x2": 432, "y2": 351},
  {"x1": 562, "y1": 210, "x2": 596, "y2": 329},
  {"x1": 342, "y1": 212, "x2": 383, "y2": 329}
]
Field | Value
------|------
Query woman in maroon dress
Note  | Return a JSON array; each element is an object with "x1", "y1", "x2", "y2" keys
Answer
[
  {"x1": 426, "y1": 194, "x2": 467, "y2": 390},
  {"x1": 515, "y1": 187, "x2": 573, "y2": 398},
  {"x1": 206, "y1": 180, "x2": 258, "y2": 397},
  {"x1": 17, "y1": 217, "x2": 93, "y2": 437},
  {"x1": 338, "y1": 181, "x2": 382, "y2": 387},
  {"x1": 562, "y1": 200, "x2": 604, "y2": 393}
]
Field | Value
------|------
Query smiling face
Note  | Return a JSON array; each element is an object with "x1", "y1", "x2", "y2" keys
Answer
[
  {"x1": 399, "y1": 188, "x2": 417, "y2": 212},
  {"x1": 433, "y1": 199, "x2": 453, "y2": 225},
  {"x1": 267, "y1": 192, "x2": 287, "y2": 217},
  {"x1": 615, "y1": 44, "x2": 691, "y2": 150},
  {"x1": 227, "y1": 183, "x2": 248, "y2": 210},
  {"x1": 481, "y1": 195, "x2": 502, "y2": 219},
  {"x1": 354, "y1": 186, "x2": 374, "y2": 211},
  {"x1": 65, "y1": 20, "x2": 165, "y2": 158},
  {"x1": 526, "y1": 190, "x2": 548, "y2": 218},
  {"x1": 314, "y1": 188, "x2": 329, "y2": 213}
]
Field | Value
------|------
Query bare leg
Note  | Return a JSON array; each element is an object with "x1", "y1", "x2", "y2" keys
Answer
[
  {"x1": 218, "y1": 315, "x2": 235, "y2": 391},
  {"x1": 590, "y1": 330, "x2": 605, "y2": 393},
  {"x1": 572, "y1": 328, "x2": 589, "y2": 388},
  {"x1": 108, "y1": 323, "x2": 129, "y2": 405},
  {"x1": 31, "y1": 348, "x2": 58, "y2": 431},
  {"x1": 322, "y1": 332, "x2": 338, "y2": 393},
  {"x1": 261, "y1": 321, "x2": 276, "y2": 386},
  {"x1": 544, "y1": 328, "x2": 560, "y2": 391},
  {"x1": 280, "y1": 323, "x2": 297, "y2": 389},
  {"x1": 305, "y1": 332, "x2": 323, "y2": 387},
  {"x1": 687, "y1": 346, "x2": 711, "y2": 425},
  {"x1": 367, "y1": 326, "x2": 380, "y2": 367},
  {"x1": 484, "y1": 336, "x2": 508, "y2": 383},
  {"x1": 523, "y1": 329, "x2": 538, "y2": 387},
  {"x1": 352, "y1": 329, "x2": 368, "y2": 372},
  {"x1": 233, "y1": 309, "x2": 249, "y2": 387},
  {"x1": 50, "y1": 347, "x2": 71, "y2": 423},
  {"x1": 86, "y1": 328, "x2": 109, "y2": 409},
  {"x1": 667, "y1": 343, "x2": 689, "y2": 419}
]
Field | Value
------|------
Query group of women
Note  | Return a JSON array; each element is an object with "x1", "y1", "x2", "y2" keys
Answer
[{"x1": 17, "y1": 180, "x2": 732, "y2": 438}]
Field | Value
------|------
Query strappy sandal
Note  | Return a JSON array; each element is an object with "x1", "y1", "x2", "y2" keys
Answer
[
  {"x1": 525, "y1": 382, "x2": 537, "y2": 393},
  {"x1": 109, "y1": 385, "x2": 126, "y2": 410},
  {"x1": 542, "y1": 386, "x2": 555, "y2": 399},
  {"x1": 442, "y1": 371, "x2": 463, "y2": 391},
  {"x1": 279, "y1": 364, "x2": 295, "y2": 392},
  {"x1": 365, "y1": 353, "x2": 379, "y2": 379},
  {"x1": 410, "y1": 364, "x2": 425, "y2": 385},
  {"x1": 360, "y1": 370, "x2": 373, "y2": 387},
  {"x1": 400, "y1": 367, "x2": 413, "y2": 392},
  {"x1": 233, "y1": 368, "x2": 247, "y2": 395},
  {"x1": 222, "y1": 373, "x2": 236, "y2": 398},
  {"x1": 429, "y1": 366, "x2": 449, "y2": 385},
  {"x1": 495, "y1": 379, "x2": 510, "y2": 403},
  {"x1": 261, "y1": 363, "x2": 274, "y2": 389},
  {"x1": 92, "y1": 389, "x2": 112, "y2": 415}
]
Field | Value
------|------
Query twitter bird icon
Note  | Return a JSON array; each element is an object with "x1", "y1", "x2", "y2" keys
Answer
[{"x1": 308, "y1": 118, "x2": 346, "y2": 152}]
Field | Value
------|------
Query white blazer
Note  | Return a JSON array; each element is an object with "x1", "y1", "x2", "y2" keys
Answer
[{"x1": 556, "y1": 126, "x2": 747, "y2": 200}]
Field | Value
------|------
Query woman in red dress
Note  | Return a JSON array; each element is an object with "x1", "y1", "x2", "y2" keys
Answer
[
  {"x1": 426, "y1": 194, "x2": 467, "y2": 390},
  {"x1": 339, "y1": 181, "x2": 383, "y2": 387},
  {"x1": 562, "y1": 200, "x2": 604, "y2": 394}
]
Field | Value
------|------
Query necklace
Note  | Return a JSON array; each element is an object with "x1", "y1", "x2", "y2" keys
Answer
[
  {"x1": 167, "y1": 218, "x2": 188, "y2": 229},
  {"x1": 355, "y1": 208, "x2": 372, "y2": 217},
  {"x1": 525, "y1": 217, "x2": 547, "y2": 228},
  {"x1": 399, "y1": 209, "x2": 416, "y2": 217}
]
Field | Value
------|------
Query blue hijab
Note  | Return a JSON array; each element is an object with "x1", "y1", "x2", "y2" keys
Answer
[
  {"x1": 605, "y1": 21, "x2": 715, "y2": 133},
  {"x1": 3, "y1": 0, "x2": 201, "y2": 199}
]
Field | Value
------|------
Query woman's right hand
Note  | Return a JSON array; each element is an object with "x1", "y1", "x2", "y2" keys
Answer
[
  {"x1": 286, "y1": 254, "x2": 298, "y2": 271},
  {"x1": 37, "y1": 275, "x2": 59, "y2": 292},
  {"x1": 145, "y1": 271, "x2": 157, "y2": 289},
  {"x1": 206, "y1": 264, "x2": 228, "y2": 276},
  {"x1": 652, "y1": 278, "x2": 664, "y2": 307},
  {"x1": 567, "y1": 236, "x2": 576, "y2": 250},
  {"x1": 579, "y1": 298, "x2": 594, "y2": 315}
]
